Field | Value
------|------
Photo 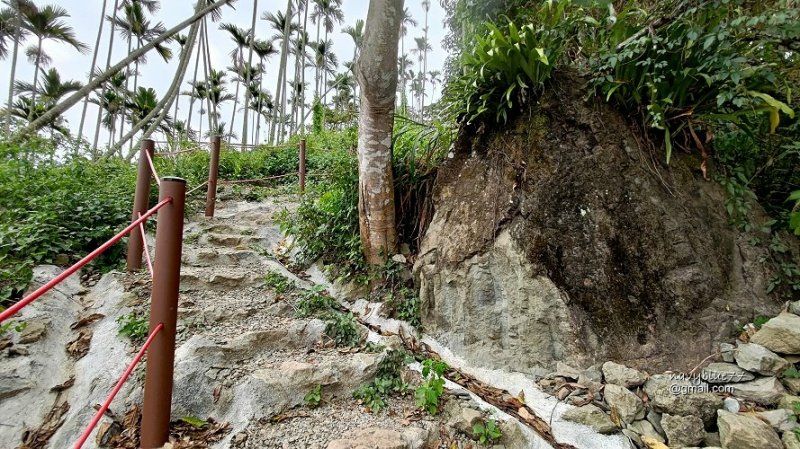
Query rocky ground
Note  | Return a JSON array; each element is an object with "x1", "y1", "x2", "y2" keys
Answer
[{"x1": 2, "y1": 187, "x2": 798, "y2": 449}]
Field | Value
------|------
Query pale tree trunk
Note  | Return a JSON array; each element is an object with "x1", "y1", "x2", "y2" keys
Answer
[
  {"x1": 271, "y1": 0, "x2": 292, "y2": 144},
  {"x1": 115, "y1": 13, "x2": 200, "y2": 160},
  {"x1": 202, "y1": 18, "x2": 215, "y2": 132},
  {"x1": 27, "y1": 38, "x2": 44, "y2": 122},
  {"x1": 185, "y1": 22, "x2": 202, "y2": 133},
  {"x1": 93, "y1": 0, "x2": 120, "y2": 155},
  {"x1": 78, "y1": 0, "x2": 109, "y2": 148},
  {"x1": 4, "y1": 3, "x2": 23, "y2": 134},
  {"x1": 241, "y1": 0, "x2": 258, "y2": 148},
  {"x1": 18, "y1": 0, "x2": 235, "y2": 138},
  {"x1": 421, "y1": 8, "x2": 428, "y2": 120},
  {"x1": 357, "y1": 0, "x2": 403, "y2": 265},
  {"x1": 228, "y1": 47, "x2": 242, "y2": 137},
  {"x1": 299, "y1": 2, "x2": 309, "y2": 135}
]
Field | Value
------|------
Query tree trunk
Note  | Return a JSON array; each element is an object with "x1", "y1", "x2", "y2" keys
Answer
[
  {"x1": 356, "y1": 0, "x2": 403, "y2": 265},
  {"x1": 228, "y1": 47, "x2": 242, "y2": 137},
  {"x1": 241, "y1": 0, "x2": 258, "y2": 148},
  {"x1": 186, "y1": 23, "x2": 202, "y2": 133},
  {"x1": 27, "y1": 38, "x2": 44, "y2": 122},
  {"x1": 78, "y1": 0, "x2": 108, "y2": 147},
  {"x1": 18, "y1": 0, "x2": 236, "y2": 140},
  {"x1": 4, "y1": 3, "x2": 24, "y2": 134},
  {"x1": 201, "y1": 18, "x2": 215, "y2": 132},
  {"x1": 271, "y1": 0, "x2": 292, "y2": 144},
  {"x1": 93, "y1": 0, "x2": 120, "y2": 156},
  {"x1": 300, "y1": 3, "x2": 309, "y2": 135},
  {"x1": 119, "y1": 37, "x2": 133, "y2": 146},
  {"x1": 421, "y1": 8, "x2": 428, "y2": 120}
]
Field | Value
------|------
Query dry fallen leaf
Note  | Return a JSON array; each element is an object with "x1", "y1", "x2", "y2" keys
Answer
[{"x1": 641, "y1": 435, "x2": 670, "y2": 449}]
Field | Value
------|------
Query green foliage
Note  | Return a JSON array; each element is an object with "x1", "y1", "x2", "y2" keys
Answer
[
  {"x1": 473, "y1": 419, "x2": 503, "y2": 445},
  {"x1": 371, "y1": 258, "x2": 421, "y2": 329},
  {"x1": 295, "y1": 284, "x2": 336, "y2": 318},
  {"x1": 264, "y1": 270, "x2": 294, "y2": 294},
  {"x1": 117, "y1": 312, "x2": 148, "y2": 342},
  {"x1": 304, "y1": 384, "x2": 323, "y2": 408},
  {"x1": 588, "y1": 0, "x2": 798, "y2": 163},
  {"x1": 753, "y1": 315, "x2": 770, "y2": 329},
  {"x1": 180, "y1": 416, "x2": 208, "y2": 428},
  {"x1": 324, "y1": 311, "x2": 362, "y2": 347},
  {"x1": 0, "y1": 319, "x2": 27, "y2": 336},
  {"x1": 784, "y1": 366, "x2": 800, "y2": 379},
  {"x1": 444, "y1": 2, "x2": 575, "y2": 125},
  {"x1": 0, "y1": 156, "x2": 136, "y2": 304},
  {"x1": 353, "y1": 350, "x2": 411, "y2": 413},
  {"x1": 415, "y1": 359, "x2": 449, "y2": 415},
  {"x1": 790, "y1": 190, "x2": 800, "y2": 236}
]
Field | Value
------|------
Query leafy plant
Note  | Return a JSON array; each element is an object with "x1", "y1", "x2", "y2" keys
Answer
[
  {"x1": 324, "y1": 311, "x2": 362, "y2": 347},
  {"x1": 784, "y1": 366, "x2": 800, "y2": 379},
  {"x1": 353, "y1": 350, "x2": 411, "y2": 413},
  {"x1": 790, "y1": 190, "x2": 800, "y2": 236},
  {"x1": 445, "y1": 2, "x2": 575, "y2": 125},
  {"x1": 473, "y1": 419, "x2": 503, "y2": 445},
  {"x1": 117, "y1": 312, "x2": 148, "y2": 342},
  {"x1": 180, "y1": 416, "x2": 208, "y2": 428},
  {"x1": 415, "y1": 359, "x2": 449, "y2": 415},
  {"x1": 264, "y1": 270, "x2": 294, "y2": 294},
  {"x1": 0, "y1": 319, "x2": 27, "y2": 336},
  {"x1": 304, "y1": 384, "x2": 323, "y2": 408},
  {"x1": 295, "y1": 284, "x2": 336, "y2": 318},
  {"x1": 753, "y1": 315, "x2": 770, "y2": 329}
]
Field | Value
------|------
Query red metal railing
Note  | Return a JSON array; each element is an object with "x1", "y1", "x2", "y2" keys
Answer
[
  {"x1": 0, "y1": 198, "x2": 171, "y2": 324},
  {"x1": 73, "y1": 323, "x2": 164, "y2": 449}
]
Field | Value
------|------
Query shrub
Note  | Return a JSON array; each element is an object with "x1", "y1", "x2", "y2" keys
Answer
[
  {"x1": 304, "y1": 384, "x2": 323, "y2": 408},
  {"x1": 353, "y1": 350, "x2": 411, "y2": 413},
  {"x1": 415, "y1": 359, "x2": 448, "y2": 415},
  {"x1": 324, "y1": 311, "x2": 362, "y2": 347},
  {"x1": 473, "y1": 419, "x2": 503, "y2": 445},
  {"x1": 117, "y1": 312, "x2": 149, "y2": 342}
]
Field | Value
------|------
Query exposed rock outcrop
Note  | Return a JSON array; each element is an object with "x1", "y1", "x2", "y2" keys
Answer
[{"x1": 414, "y1": 73, "x2": 785, "y2": 373}]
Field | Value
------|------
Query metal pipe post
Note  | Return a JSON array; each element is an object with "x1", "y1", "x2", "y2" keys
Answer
[
  {"x1": 140, "y1": 177, "x2": 186, "y2": 449},
  {"x1": 299, "y1": 139, "x2": 306, "y2": 193},
  {"x1": 126, "y1": 139, "x2": 155, "y2": 271},
  {"x1": 205, "y1": 136, "x2": 221, "y2": 217}
]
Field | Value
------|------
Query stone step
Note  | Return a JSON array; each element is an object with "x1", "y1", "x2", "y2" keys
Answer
[
  {"x1": 181, "y1": 247, "x2": 263, "y2": 268},
  {"x1": 199, "y1": 233, "x2": 269, "y2": 249},
  {"x1": 179, "y1": 267, "x2": 264, "y2": 291}
]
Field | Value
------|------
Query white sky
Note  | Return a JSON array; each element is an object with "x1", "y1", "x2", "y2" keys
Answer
[{"x1": 0, "y1": 0, "x2": 449, "y2": 145}]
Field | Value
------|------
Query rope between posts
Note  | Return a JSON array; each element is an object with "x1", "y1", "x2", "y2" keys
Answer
[
  {"x1": 72, "y1": 323, "x2": 165, "y2": 449},
  {"x1": 186, "y1": 180, "x2": 209, "y2": 196},
  {"x1": 219, "y1": 173, "x2": 297, "y2": 184},
  {"x1": 145, "y1": 150, "x2": 161, "y2": 186},
  {"x1": 137, "y1": 212, "x2": 154, "y2": 279}
]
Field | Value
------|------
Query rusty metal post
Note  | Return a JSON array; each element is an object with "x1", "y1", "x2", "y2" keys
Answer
[
  {"x1": 299, "y1": 139, "x2": 306, "y2": 194},
  {"x1": 140, "y1": 177, "x2": 185, "y2": 449},
  {"x1": 205, "y1": 136, "x2": 221, "y2": 217},
  {"x1": 126, "y1": 139, "x2": 155, "y2": 271}
]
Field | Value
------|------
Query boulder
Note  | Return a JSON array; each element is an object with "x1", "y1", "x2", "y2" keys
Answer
[
  {"x1": 627, "y1": 419, "x2": 665, "y2": 443},
  {"x1": 449, "y1": 406, "x2": 484, "y2": 437},
  {"x1": 17, "y1": 320, "x2": 47, "y2": 344},
  {"x1": 734, "y1": 343, "x2": 790, "y2": 376},
  {"x1": 603, "y1": 384, "x2": 645, "y2": 424},
  {"x1": 783, "y1": 431, "x2": 800, "y2": 449},
  {"x1": 728, "y1": 377, "x2": 786, "y2": 405},
  {"x1": 602, "y1": 361, "x2": 647, "y2": 388},
  {"x1": 749, "y1": 313, "x2": 800, "y2": 354},
  {"x1": 562, "y1": 404, "x2": 618, "y2": 434},
  {"x1": 720, "y1": 343, "x2": 736, "y2": 363},
  {"x1": 783, "y1": 377, "x2": 800, "y2": 395},
  {"x1": 700, "y1": 362, "x2": 754, "y2": 384},
  {"x1": 644, "y1": 374, "x2": 722, "y2": 424},
  {"x1": 717, "y1": 410, "x2": 782, "y2": 449},
  {"x1": 661, "y1": 414, "x2": 705, "y2": 448},
  {"x1": 754, "y1": 409, "x2": 797, "y2": 432},
  {"x1": 778, "y1": 394, "x2": 800, "y2": 411},
  {"x1": 789, "y1": 301, "x2": 800, "y2": 315},
  {"x1": 555, "y1": 362, "x2": 582, "y2": 380}
]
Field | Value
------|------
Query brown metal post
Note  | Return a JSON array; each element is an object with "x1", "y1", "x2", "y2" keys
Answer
[
  {"x1": 205, "y1": 136, "x2": 221, "y2": 217},
  {"x1": 140, "y1": 177, "x2": 185, "y2": 449},
  {"x1": 299, "y1": 139, "x2": 306, "y2": 194},
  {"x1": 126, "y1": 139, "x2": 155, "y2": 271}
]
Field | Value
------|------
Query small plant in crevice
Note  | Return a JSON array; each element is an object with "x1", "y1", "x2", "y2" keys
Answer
[
  {"x1": 371, "y1": 258, "x2": 421, "y2": 329},
  {"x1": 264, "y1": 270, "x2": 294, "y2": 294},
  {"x1": 415, "y1": 359, "x2": 449, "y2": 415},
  {"x1": 0, "y1": 319, "x2": 27, "y2": 337},
  {"x1": 473, "y1": 418, "x2": 503, "y2": 445},
  {"x1": 180, "y1": 416, "x2": 208, "y2": 428},
  {"x1": 295, "y1": 284, "x2": 336, "y2": 317},
  {"x1": 117, "y1": 312, "x2": 148, "y2": 342},
  {"x1": 304, "y1": 384, "x2": 323, "y2": 408},
  {"x1": 784, "y1": 366, "x2": 800, "y2": 379},
  {"x1": 324, "y1": 311, "x2": 362, "y2": 347},
  {"x1": 353, "y1": 350, "x2": 412, "y2": 413}
]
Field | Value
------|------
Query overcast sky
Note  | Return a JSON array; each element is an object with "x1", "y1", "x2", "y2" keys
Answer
[{"x1": 0, "y1": 0, "x2": 449, "y2": 146}]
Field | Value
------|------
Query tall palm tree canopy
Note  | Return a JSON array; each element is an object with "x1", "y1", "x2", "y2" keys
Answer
[
  {"x1": 109, "y1": 1, "x2": 172, "y2": 63},
  {"x1": 20, "y1": 4, "x2": 88, "y2": 54},
  {"x1": 14, "y1": 67, "x2": 82, "y2": 104}
]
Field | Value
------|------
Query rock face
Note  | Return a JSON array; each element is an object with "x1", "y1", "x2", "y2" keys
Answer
[
  {"x1": 414, "y1": 72, "x2": 783, "y2": 373},
  {"x1": 562, "y1": 404, "x2": 618, "y2": 434},
  {"x1": 733, "y1": 343, "x2": 790, "y2": 376},
  {"x1": 661, "y1": 414, "x2": 705, "y2": 448},
  {"x1": 717, "y1": 410, "x2": 782, "y2": 449}
]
